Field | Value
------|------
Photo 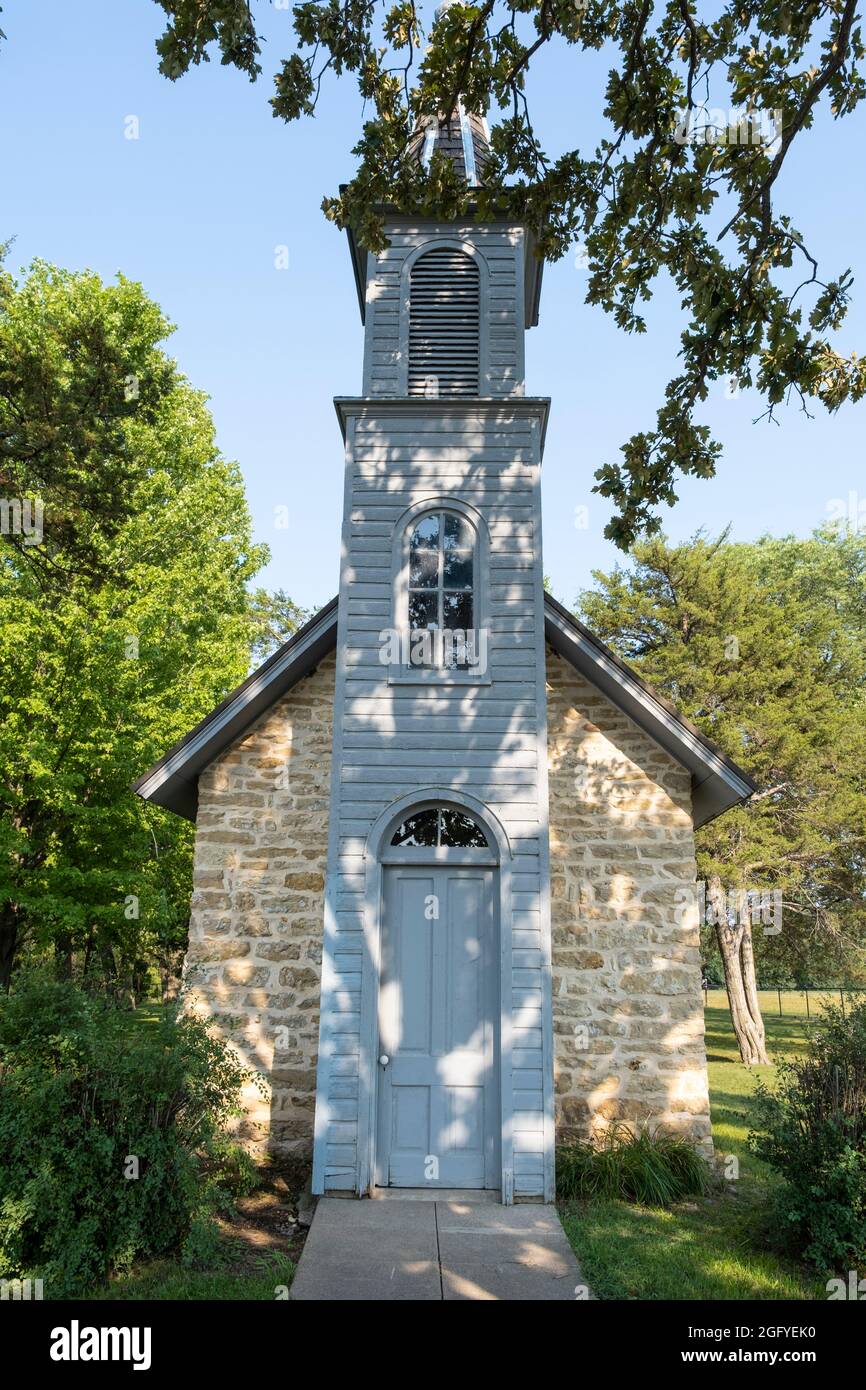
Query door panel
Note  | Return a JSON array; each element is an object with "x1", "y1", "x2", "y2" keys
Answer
[{"x1": 377, "y1": 865, "x2": 498, "y2": 1188}]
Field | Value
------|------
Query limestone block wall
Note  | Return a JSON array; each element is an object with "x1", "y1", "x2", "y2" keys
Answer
[
  {"x1": 183, "y1": 653, "x2": 335, "y2": 1161},
  {"x1": 181, "y1": 639, "x2": 712, "y2": 1169},
  {"x1": 546, "y1": 645, "x2": 713, "y2": 1157}
]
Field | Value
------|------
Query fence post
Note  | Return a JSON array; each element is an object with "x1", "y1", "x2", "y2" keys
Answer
[
  {"x1": 805, "y1": 988, "x2": 810, "y2": 1019},
  {"x1": 778, "y1": 987, "x2": 782, "y2": 1017}
]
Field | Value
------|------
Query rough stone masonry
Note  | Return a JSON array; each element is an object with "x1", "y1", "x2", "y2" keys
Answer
[{"x1": 182, "y1": 644, "x2": 712, "y2": 1165}]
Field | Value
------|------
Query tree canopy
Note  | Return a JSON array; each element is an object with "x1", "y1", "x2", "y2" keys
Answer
[
  {"x1": 577, "y1": 525, "x2": 866, "y2": 985},
  {"x1": 148, "y1": 0, "x2": 865, "y2": 544},
  {"x1": 0, "y1": 261, "x2": 269, "y2": 990}
]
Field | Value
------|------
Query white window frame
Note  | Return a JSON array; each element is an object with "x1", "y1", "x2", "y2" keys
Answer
[{"x1": 388, "y1": 497, "x2": 491, "y2": 686}]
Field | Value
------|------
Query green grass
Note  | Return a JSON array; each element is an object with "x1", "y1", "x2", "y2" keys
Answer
[
  {"x1": 559, "y1": 1004, "x2": 828, "y2": 1300},
  {"x1": 705, "y1": 987, "x2": 852, "y2": 1020},
  {"x1": 89, "y1": 1245, "x2": 296, "y2": 1302}
]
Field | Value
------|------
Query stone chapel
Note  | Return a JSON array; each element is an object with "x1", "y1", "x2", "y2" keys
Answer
[{"x1": 135, "y1": 102, "x2": 755, "y2": 1202}]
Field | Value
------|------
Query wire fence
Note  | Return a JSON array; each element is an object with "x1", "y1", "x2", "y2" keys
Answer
[{"x1": 703, "y1": 986, "x2": 864, "y2": 1019}]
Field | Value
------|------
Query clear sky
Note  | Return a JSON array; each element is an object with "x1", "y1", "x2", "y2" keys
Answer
[{"x1": 2, "y1": 0, "x2": 863, "y2": 613}]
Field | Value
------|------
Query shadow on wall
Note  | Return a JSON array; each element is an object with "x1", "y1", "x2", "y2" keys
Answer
[
  {"x1": 179, "y1": 437, "x2": 712, "y2": 1182},
  {"x1": 545, "y1": 647, "x2": 712, "y2": 1158}
]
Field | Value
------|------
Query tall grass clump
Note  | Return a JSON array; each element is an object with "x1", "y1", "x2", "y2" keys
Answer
[{"x1": 556, "y1": 1124, "x2": 710, "y2": 1206}]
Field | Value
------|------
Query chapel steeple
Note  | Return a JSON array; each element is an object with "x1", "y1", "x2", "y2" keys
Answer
[
  {"x1": 412, "y1": 106, "x2": 491, "y2": 186},
  {"x1": 410, "y1": 0, "x2": 492, "y2": 185}
]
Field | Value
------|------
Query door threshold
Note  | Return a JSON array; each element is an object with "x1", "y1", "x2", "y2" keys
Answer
[{"x1": 371, "y1": 1187, "x2": 502, "y2": 1204}]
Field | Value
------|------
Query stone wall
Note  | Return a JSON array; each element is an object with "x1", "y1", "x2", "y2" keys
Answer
[
  {"x1": 183, "y1": 652, "x2": 335, "y2": 1161},
  {"x1": 182, "y1": 640, "x2": 712, "y2": 1169},
  {"x1": 546, "y1": 645, "x2": 713, "y2": 1157}
]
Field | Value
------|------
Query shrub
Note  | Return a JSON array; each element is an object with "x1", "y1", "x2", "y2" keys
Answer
[
  {"x1": 556, "y1": 1123, "x2": 710, "y2": 1205},
  {"x1": 749, "y1": 1000, "x2": 866, "y2": 1272},
  {"x1": 0, "y1": 973, "x2": 257, "y2": 1296}
]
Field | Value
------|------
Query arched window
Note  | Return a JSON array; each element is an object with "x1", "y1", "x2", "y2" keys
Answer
[
  {"x1": 408, "y1": 248, "x2": 480, "y2": 397},
  {"x1": 390, "y1": 805, "x2": 489, "y2": 849},
  {"x1": 407, "y1": 509, "x2": 476, "y2": 668}
]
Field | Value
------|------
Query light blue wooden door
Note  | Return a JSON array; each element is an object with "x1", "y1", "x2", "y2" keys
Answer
[{"x1": 376, "y1": 865, "x2": 499, "y2": 1188}]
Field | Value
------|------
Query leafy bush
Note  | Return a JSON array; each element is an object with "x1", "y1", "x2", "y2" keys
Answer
[
  {"x1": 749, "y1": 1000, "x2": 866, "y2": 1272},
  {"x1": 0, "y1": 973, "x2": 257, "y2": 1296},
  {"x1": 556, "y1": 1124, "x2": 710, "y2": 1206}
]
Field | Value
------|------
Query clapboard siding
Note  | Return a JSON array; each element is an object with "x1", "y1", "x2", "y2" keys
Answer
[
  {"x1": 362, "y1": 220, "x2": 527, "y2": 398},
  {"x1": 312, "y1": 387, "x2": 553, "y2": 1202}
]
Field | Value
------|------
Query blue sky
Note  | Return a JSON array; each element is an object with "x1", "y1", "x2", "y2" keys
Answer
[{"x1": 2, "y1": 0, "x2": 864, "y2": 612}]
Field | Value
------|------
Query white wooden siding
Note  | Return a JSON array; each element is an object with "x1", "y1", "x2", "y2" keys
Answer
[
  {"x1": 316, "y1": 396, "x2": 551, "y2": 1197},
  {"x1": 363, "y1": 220, "x2": 526, "y2": 398}
]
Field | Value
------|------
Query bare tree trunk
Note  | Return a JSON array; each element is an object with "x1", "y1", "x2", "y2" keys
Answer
[{"x1": 710, "y1": 877, "x2": 769, "y2": 1065}]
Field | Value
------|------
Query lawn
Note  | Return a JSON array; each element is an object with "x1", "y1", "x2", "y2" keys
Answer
[
  {"x1": 92, "y1": 1251, "x2": 297, "y2": 1301},
  {"x1": 559, "y1": 1003, "x2": 828, "y2": 1300},
  {"x1": 103, "y1": 994, "x2": 831, "y2": 1300}
]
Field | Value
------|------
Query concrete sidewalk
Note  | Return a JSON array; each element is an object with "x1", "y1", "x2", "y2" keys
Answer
[{"x1": 290, "y1": 1194, "x2": 590, "y2": 1301}]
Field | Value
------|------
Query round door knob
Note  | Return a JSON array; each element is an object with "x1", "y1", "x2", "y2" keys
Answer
[{"x1": 379, "y1": 1054, "x2": 390, "y2": 1067}]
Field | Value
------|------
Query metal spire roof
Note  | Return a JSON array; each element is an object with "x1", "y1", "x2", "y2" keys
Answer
[{"x1": 412, "y1": 1, "x2": 491, "y2": 186}]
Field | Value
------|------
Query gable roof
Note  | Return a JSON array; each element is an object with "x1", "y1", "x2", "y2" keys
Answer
[{"x1": 132, "y1": 594, "x2": 757, "y2": 828}]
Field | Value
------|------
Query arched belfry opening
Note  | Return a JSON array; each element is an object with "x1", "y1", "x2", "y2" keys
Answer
[{"x1": 408, "y1": 247, "x2": 480, "y2": 397}]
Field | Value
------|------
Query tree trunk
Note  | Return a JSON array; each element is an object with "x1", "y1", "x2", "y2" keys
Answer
[
  {"x1": 99, "y1": 941, "x2": 118, "y2": 997},
  {"x1": 710, "y1": 877, "x2": 770, "y2": 1065},
  {"x1": 55, "y1": 932, "x2": 74, "y2": 980},
  {"x1": 0, "y1": 903, "x2": 18, "y2": 992}
]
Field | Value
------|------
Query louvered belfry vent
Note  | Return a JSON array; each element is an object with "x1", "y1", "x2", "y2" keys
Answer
[{"x1": 408, "y1": 247, "x2": 480, "y2": 397}]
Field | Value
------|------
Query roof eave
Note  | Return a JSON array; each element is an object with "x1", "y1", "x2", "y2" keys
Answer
[
  {"x1": 340, "y1": 189, "x2": 546, "y2": 327},
  {"x1": 542, "y1": 594, "x2": 757, "y2": 829},
  {"x1": 333, "y1": 395, "x2": 551, "y2": 457},
  {"x1": 134, "y1": 593, "x2": 757, "y2": 832},
  {"x1": 131, "y1": 598, "x2": 339, "y2": 822}
]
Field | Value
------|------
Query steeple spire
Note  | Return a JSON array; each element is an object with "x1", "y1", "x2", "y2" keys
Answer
[{"x1": 413, "y1": 0, "x2": 491, "y2": 186}]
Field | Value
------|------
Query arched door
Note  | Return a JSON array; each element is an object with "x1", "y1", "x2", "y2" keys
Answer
[{"x1": 374, "y1": 806, "x2": 501, "y2": 1190}]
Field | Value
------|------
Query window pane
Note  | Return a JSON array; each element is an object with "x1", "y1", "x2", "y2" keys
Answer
[
  {"x1": 410, "y1": 515, "x2": 440, "y2": 549},
  {"x1": 391, "y1": 809, "x2": 439, "y2": 847},
  {"x1": 440, "y1": 809, "x2": 488, "y2": 848},
  {"x1": 442, "y1": 591, "x2": 473, "y2": 631},
  {"x1": 409, "y1": 590, "x2": 438, "y2": 630},
  {"x1": 443, "y1": 549, "x2": 473, "y2": 590},
  {"x1": 443, "y1": 514, "x2": 474, "y2": 550},
  {"x1": 409, "y1": 549, "x2": 439, "y2": 587}
]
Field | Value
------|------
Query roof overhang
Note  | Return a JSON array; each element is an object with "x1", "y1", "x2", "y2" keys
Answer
[
  {"x1": 334, "y1": 395, "x2": 551, "y2": 457},
  {"x1": 131, "y1": 598, "x2": 339, "y2": 821},
  {"x1": 134, "y1": 594, "x2": 756, "y2": 828},
  {"x1": 543, "y1": 594, "x2": 757, "y2": 827},
  {"x1": 343, "y1": 196, "x2": 545, "y2": 328}
]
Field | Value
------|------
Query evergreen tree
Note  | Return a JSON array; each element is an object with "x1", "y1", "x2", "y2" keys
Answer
[{"x1": 578, "y1": 527, "x2": 866, "y2": 1060}]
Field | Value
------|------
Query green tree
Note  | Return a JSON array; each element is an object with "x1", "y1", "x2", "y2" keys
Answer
[
  {"x1": 578, "y1": 526, "x2": 866, "y2": 1061},
  {"x1": 247, "y1": 587, "x2": 310, "y2": 666},
  {"x1": 0, "y1": 262, "x2": 268, "y2": 991},
  {"x1": 1, "y1": 252, "x2": 183, "y2": 587},
  {"x1": 147, "y1": 0, "x2": 866, "y2": 543}
]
